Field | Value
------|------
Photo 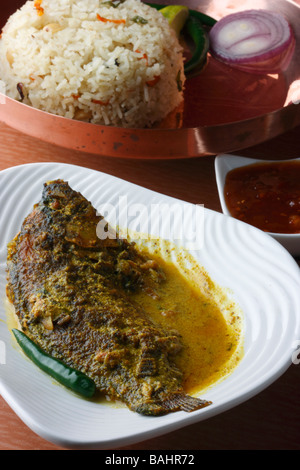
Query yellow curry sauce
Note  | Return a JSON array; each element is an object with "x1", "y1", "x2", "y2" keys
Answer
[{"x1": 129, "y1": 239, "x2": 243, "y2": 396}]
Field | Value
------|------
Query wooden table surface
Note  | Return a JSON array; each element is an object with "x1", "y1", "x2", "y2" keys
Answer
[{"x1": 0, "y1": 116, "x2": 300, "y2": 450}]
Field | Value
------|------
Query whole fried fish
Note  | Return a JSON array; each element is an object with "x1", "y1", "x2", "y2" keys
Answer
[{"x1": 6, "y1": 180, "x2": 211, "y2": 415}]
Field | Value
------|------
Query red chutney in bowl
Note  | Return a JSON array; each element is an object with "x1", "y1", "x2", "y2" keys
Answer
[{"x1": 224, "y1": 160, "x2": 300, "y2": 234}]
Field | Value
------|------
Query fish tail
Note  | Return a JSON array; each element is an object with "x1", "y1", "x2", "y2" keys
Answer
[
  {"x1": 132, "y1": 393, "x2": 212, "y2": 416},
  {"x1": 161, "y1": 393, "x2": 212, "y2": 413}
]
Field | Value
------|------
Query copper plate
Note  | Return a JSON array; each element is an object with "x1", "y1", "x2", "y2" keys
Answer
[{"x1": 0, "y1": 0, "x2": 299, "y2": 159}]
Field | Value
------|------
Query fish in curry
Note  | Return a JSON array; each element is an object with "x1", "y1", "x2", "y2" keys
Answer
[{"x1": 6, "y1": 180, "x2": 213, "y2": 415}]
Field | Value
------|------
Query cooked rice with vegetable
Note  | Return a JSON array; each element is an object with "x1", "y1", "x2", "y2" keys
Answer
[{"x1": 0, "y1": 0, "x2": 185, "y2": 128}]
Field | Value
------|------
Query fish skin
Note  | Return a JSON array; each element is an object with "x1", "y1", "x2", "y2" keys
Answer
[{"x1": 6, "y1": 180, "x2": 211, "y2": 415}]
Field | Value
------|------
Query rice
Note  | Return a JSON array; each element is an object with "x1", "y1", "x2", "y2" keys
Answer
[{"x1": 0, "y1": 0, "x2": 185, "y2": 128}]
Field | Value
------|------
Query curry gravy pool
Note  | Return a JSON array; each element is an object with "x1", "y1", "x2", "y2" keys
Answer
[{"x1": 127, "y1": 236, "x2": 244, "y2": 396}]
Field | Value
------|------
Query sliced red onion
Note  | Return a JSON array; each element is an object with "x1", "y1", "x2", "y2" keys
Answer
[{"x1": 209, "y1": 9, "x2": 295, "y2": 74}]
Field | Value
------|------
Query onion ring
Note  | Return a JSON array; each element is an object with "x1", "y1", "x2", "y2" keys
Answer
[{"x1": 209, "y1": 9, "x2": 295, "y2": 74}]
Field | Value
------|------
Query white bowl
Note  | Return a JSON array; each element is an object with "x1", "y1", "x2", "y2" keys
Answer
[{"x1": 215, "y1": 154, "x2": 300, "y2": 257}]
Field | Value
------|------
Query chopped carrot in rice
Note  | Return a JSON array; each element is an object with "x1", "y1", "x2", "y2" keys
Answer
[
  {"x1": 135, "y1": 49, "x2": 148, "y2": 65},
  {"x1": 34, "y1": 0, "x2": 44, "y2": 16},
  {"x1": 97, "y1": 14, "x2": 126, "y2": 24},
  {"x1": 92, "y1": 98, "x2": 110, "y2": 106},
  {"x1": 146, "y1": 75, "x2": 161, "y2": 87}
]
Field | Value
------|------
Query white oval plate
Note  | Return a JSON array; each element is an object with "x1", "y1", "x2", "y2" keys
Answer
[{"x1": 0, "y1": 162, "x2": 300, "y2": 450}]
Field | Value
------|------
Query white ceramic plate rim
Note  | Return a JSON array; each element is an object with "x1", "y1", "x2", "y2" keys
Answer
[{"x1": 0, "y1": 162, "x2": 300, "y2": 449}]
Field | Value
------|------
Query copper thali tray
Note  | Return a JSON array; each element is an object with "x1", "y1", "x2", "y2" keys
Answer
[{"x1": 0, "y1": 0, "x2": 299, "y2": 159}]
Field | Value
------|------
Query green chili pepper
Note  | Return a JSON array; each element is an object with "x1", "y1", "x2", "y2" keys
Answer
[
  {"x1": 147, "y1": 3, "x2": 217, "y2": 74},
  {"x1": 12, "y1": 328, "x2": 96, "y2": 398},
  {"x1": 186, "y1": 8, "x2": 217, "y2": 27},
  {"x1": 183, "y1": 16, "x2": 210, "y2": 73}
]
